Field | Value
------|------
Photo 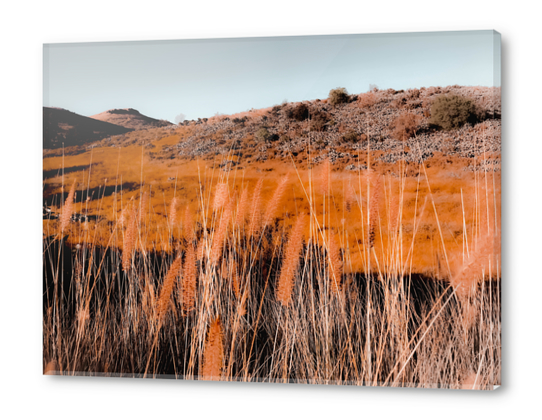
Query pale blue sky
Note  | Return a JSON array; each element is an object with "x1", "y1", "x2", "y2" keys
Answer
[{"x1": 43, "y1": 30, "x2": 500, "y2": 122}]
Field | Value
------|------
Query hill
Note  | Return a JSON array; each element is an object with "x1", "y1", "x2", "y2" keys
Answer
[
  {"x1": 90, "y1": 108, "x2": 173, "y2": 130},
  {"x1": 43, "y1": 85, "x2": 501, "y2": 274},
  {"x1": 149, "y1": 85, "x2": 501, "y2": 170},
  {"x1": 43, "y1": 107, "x2": 132, "y2": 149}
]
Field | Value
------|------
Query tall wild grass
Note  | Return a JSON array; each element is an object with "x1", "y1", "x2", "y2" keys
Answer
[{"x1": 43, "y1": 153, "x2": 500, "y2": 389}]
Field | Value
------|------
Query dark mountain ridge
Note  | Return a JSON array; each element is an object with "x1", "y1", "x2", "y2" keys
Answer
[{"x1": 43, "y1": 107, "x2": 132, "y2": 149}]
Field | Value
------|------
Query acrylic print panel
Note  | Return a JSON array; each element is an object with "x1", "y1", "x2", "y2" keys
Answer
[{"x1": 43, "y1": 30, "x2": 501, "y2": 389}]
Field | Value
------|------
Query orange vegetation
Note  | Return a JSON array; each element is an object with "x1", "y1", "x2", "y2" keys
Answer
[
  {"x1": 43, "y1": 91, "x2": 501, "y2": 388},
  {"x1": 44, "y1": 137, "x2": 501, "y2": 279}
]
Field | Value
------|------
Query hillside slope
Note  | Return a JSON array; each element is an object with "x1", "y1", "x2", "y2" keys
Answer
[
  {"x1": 90, "y1": 108, "x2": 172, "y2": 130},
  {"x1": 43, "y1": 107, "x2": 132, "y2": 149},
  {"x1": 43, "y1": 85, "x2": 501, "y2": 276},
  {"x1": 154, "y1": 85, "x2": 501, "y2": 171}
]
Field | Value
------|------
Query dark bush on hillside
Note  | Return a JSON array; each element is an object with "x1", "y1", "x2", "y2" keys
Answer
[
  {"x1": 328, "y1": 88, "x2": 349, "y2": 106},
  {"x1": 405, "y1": 89, "x2": 420, "y2": 100},
  {"x1": 288, "y1": 103, "x2": 310, "y2": 121},
  {"x1": 232, "y1": 116, "x2": 247, "y2": 125},
  {"x1": 391, "y1": 112, "x2": 422, "y2": 141},
  {"x1": 309, "y1": 111, "x2": 329, "y2": 132},
  {"x1": 428, "y1": 94, "x2": 477, "y2": 130}
]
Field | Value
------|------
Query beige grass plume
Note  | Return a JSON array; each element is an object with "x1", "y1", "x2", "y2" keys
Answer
[
  {"x1": 183, "y1": 206, "x2": 195, "y2": 243},
  {"x1": 234, "y1": 187, "x2": 249, "y2": 227},
  {"x1": 196, "y1": 240, "x2": 206, "y2": 261},
  {"x1": 263, "y1": 175, "x2": 289, "y2": 228},
  {"x1": 230, "y1": 256, "x2": 246, "y2": 316},
  {"x1": 59, "y1": 179, "x2": 77, "y2": 232},
  {"x1": 450, "y1": 230, "x2": 498, "y2": 300},
  {"x1": 276, "y1": 214, "x2": 307, "y2": 306},
  {"x1": 211, "y1": 200, "x2": 232, "y2": 264},
  {"x1": 142, "y1": 280, "x2": 156, "y2": 318},
  {"x1": 213, "y1": 182, "x2": 229, "y2": 211},
  {"x1": 122, "y1": 205, "x2": 137, "y2": 272},
  {"x1": 156, "y1": 255, "x2": 183, "y2": 324},
  {"x1": 118, "y1": 197, "x2": 134, "y2": 227},
  {"x1": 202, "y1": 316, "x2": 224, "y2": 380},
  {"x1": 388, "y1": 195, "x2": 400, "y2": 236},
  {"x1": 231, "y1": 256, "x2": 241, "y2": 301},
  {"x1": 169, "y1": 197, "x2": 178, "y2": 227},
  {"x1": 181, "y1": 243, "x2": 197, "y2": 314},
  {"x1": 248, "y1": 178, "x2": 264, "y2": 235},
  {"x1": 139, "y1": 190, "x2": 149, "y2": 222}
]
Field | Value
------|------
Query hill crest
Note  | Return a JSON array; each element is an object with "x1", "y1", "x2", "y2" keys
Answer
[
  {"x1": 90, "y1": 108, "x2": 172, "y2": 130},
  {"x1": 43, "y1": 107, "x2": 132, "y2": 150}
]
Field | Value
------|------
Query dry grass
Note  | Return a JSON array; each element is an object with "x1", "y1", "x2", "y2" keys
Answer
[
  {"x1": 156, "y1": 255, "x2": 183, "y2": 323},
  {"x1": 357, "y1": 91, "x2": 378, "y2": 109},
  {"x1": 391, "y1": 112, "x2": 422, "y2": 141},
  {"x1": 248, "y1": 178, "x2": 263, "y2": 235},
  {"x1": 59, "y1": 179, "x2": 76, "y2": 232},
  {"x1": 181, "y1": 243, "x2": 197, "y2": 314},
  {"x1": 263, "y1": 175, "x2": 289, "y2": 228},
  {"x1": 122, "y1": 205, "x2": 137, "y2": 272},
  {"x1": 211, "y1": 200, "x2": 232, "y2": 264},
  {"x1": 212, "y1": 182, "x2": 229, "y2": 212},
  {"x1": 276, "y1": 213, "x2": 307, "y2": 306},
  {"x1": 202, "y1": 317, "x2": 224, "y2": 380},
  {"x1": 43, "y1": 104, "x2": 500, "y2": 389}
]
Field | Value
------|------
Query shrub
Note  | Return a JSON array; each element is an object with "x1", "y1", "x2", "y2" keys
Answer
[
  {"x1": 428, "y1": 94, "x2": 477, "y2": 130},
  {"x1": 290, "y1": 103, "x2": 309, "y2": 121},
  {"x1": 391, "y1": 112, "x2": 422, "y2": 141},
  {"x1": 405, "y1": 89, "x2": 420, "y2": 100},
  {"x1": 357, "y1": 92, "x2": 378, "y2": 109},
  {"x1": 232, "y1": 116, "x2": 247, "y2": 125},
  {"x1": 341, "y1": 130, "x2": 360, "y2": 143},
  {"x1": 391, "y1": 97, "x2": 407, "y2": 109},
  {"x1": 268, "y1": 133, "x2": 279, "y2": 142},
  {"x1": 328, "y1": 88, "x2": 349, "y2": 106},
  {"x1": 309, "y1": 111, "x2": 329, "y2": 132},
  {"x1": 255, "y1": 127, "x2": 271, "y2": 143}
]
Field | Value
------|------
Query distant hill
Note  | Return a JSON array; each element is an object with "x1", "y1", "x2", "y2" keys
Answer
[
  {"x1": 43, "y1": 107, "x2": 132, "y2": 149},
  {"x1": 150, "y1": 85, "x2": 501, "y2": 169},
  {"x1": 90, "y1": 108, "x2": 173, "y2": 130}
]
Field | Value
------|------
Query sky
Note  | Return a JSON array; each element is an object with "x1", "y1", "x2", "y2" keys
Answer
[{"x1": 43, "y1": 30, "x2": 500, "y2": 122}]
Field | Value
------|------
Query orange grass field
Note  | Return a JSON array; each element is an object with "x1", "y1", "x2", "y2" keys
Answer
[
  {"x1": 43, "y1": 109, "x2": 501, "y2": 389},
  {"x1": 43, "y1": 128, "x2": 500, "y2": 278}
]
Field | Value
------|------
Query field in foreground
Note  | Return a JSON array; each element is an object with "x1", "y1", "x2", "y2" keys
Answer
[{"x1": 43, "y1": 86, "x2": 501, "y2": 388}]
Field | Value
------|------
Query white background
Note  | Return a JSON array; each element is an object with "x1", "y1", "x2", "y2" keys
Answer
[{"x1": 0, "y1": 1, "x2": 540, "y2": 419}]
